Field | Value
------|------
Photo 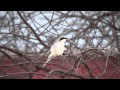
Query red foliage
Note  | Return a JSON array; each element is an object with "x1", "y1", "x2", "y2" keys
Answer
[{"x1": 0, "y1": 57, "x2": 120, "y2": 79}]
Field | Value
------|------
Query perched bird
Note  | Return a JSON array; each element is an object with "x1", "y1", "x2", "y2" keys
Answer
[{"x1": 43, "y1": 36, "x2": 68, "y2": 67}]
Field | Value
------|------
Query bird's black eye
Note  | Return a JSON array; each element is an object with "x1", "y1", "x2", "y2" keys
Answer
[{"x1": 60, "y1": 37, "x2": 68, "y2": 40}]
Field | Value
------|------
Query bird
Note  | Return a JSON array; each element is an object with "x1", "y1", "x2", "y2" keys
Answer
[{"x1": 43, "y1": 36, "x2": 68, "y2": 67}]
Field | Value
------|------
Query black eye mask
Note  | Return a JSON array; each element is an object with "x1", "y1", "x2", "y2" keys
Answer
[{"x1": 60, "y1": 37, "x2": 68, "y2": 40}]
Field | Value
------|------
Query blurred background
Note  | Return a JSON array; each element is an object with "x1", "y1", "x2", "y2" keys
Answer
[{"x1": 0, "y1": 11, "x2": 120, "y2": 79}]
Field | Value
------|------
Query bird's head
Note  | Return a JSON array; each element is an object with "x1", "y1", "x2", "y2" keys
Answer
[
  {"x1": 59, "y1": 37, "x2": 68, "y2": 42},
  {"x1": 60, "y1": 37, "x2": 68, "y2": 40}
]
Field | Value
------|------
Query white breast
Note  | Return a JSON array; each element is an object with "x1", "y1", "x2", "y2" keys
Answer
[{"x1": 50, "y1": 40, "x2": 65, "y2": 56}]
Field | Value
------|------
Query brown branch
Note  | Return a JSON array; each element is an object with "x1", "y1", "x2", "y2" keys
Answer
[
  {"x1": 34, "y1": 64, "x2": 85, "y2": 79},
  {"x1": 65, "y1": 56, "x2": 82, "y2": 79},
  {"x1": 45, "y1": 68, "x2": 85, "y2": 79},
  {"x1": 0, "y1": 45, "x2": 32, "y2": 61},
  {"x1": 17, "y1": 11, "x2": 50, "y2": 49},
  {"x1": 81, "y1": 61, "x2": 94, "y2": 79},
  {"x1": 0, "y1": 71, "x2": 45, "y2": 79},
  {"x1": 0, "y1": 49, "x2": 12, "y2": 59}
]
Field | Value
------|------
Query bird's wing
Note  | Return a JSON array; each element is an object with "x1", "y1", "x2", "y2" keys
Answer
[{"x1": 50, "y1": 42, "x2": 59, "y2": 52}]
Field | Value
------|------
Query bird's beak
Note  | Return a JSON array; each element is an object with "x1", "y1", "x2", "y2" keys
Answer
[
  {"x1": 66, "y1": 38, "x2": 69, "y2": 41},
  {"x1": 66, "y1": 38, "x2": 68, "y2": 40}
]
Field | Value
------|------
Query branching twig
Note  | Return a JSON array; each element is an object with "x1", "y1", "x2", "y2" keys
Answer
[{"x1": 17, "y1": 11, "x2": 50, "y2": 48}]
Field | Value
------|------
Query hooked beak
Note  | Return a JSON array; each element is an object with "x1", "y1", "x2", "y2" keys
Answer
[
  {"x1": 64, "y1": 37, "x2": 68, "y2": 40},
  {"x1": 66, "y1": 38, "x2": 69, "y2": 41}
]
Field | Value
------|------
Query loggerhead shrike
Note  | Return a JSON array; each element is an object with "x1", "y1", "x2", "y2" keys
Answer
[{"x1": 43, "y1": 36, "x2": 68, "y2": 67}]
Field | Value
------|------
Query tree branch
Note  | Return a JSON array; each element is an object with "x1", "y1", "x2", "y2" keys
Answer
[{"x1": 17, "y1": 11, "x2": 50, "y2": 49}]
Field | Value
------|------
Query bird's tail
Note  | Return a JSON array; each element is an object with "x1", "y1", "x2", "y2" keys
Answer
[{"x1": 43, "y1": 57, "x2": 52, "y2": 67}]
